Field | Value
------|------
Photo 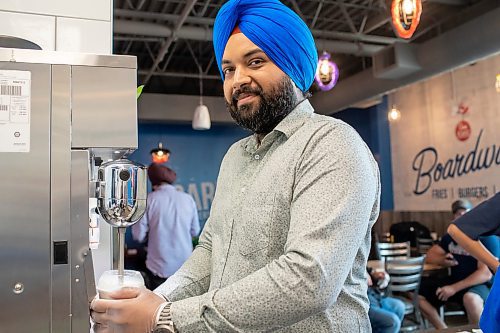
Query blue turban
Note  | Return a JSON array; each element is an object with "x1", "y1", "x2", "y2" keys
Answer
[{"x1": 213, "y1": 0, "x2": 318, "y2": 92}]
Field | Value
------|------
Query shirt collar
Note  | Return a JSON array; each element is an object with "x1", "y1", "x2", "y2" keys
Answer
[
  {"x1": 274, "y1": 99, "x2": 314, "y2": 139},
  {"x1": 155, "y1": 183, "x2": 175, "y2": 190},
  {"x1": 242, "y1": 99, "x2": 314, "y2": 153}
]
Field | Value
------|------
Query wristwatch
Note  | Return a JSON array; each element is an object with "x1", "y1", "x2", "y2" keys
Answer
[{"x1": 153, "y1": 302, "x2": 176, "y2": 333}]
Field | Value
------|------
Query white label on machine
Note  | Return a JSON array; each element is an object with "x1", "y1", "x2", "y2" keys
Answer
[{"x1": 0, "y1": 70, "x2": 31, "y2": 153}]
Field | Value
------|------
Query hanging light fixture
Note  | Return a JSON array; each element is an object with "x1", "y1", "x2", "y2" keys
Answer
[
  {"x1": 191, "y1": 45, "x2": 211, "y2": 130},
  {"x1": 150, "y1": 142, "x2": 170, "y2": 164},
  {"x1": 193, "y1": 103, "x2": 211, "y2": 130},
  {"x1": 315, "y1": 52, "x2": 339, "y2": 91},
  {"x1": 388, "y1": 105, "x2": 401, "y2": 122},
  {"x1": 391, "y1": 0, "x2": 422, "y2": 39}
]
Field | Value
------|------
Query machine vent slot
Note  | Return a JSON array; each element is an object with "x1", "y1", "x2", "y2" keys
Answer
[{"x1": 53, "y1": 241, "x2": 68, "y2": 265}]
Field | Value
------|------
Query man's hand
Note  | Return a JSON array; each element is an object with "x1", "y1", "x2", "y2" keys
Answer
[
  {"x1": 371, "y1": 271, "x2": 386, "y2": 281},
  {"x1": 441, "y1": 253, "x2": 459, "y2": 267},
  {"x1": 91, "y1": 287, "x2": 166, "y2": 333},
  {"x1": 367, "y1": 274, "x2": 373, "y2": 287},
  {"x1": 436, "y1": 285, "x2": 457, "y2": 301}
]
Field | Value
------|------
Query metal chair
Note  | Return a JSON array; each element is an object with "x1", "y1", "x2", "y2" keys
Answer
[
  {"x1": 377, "y1": 241, "x2": 411, "y2": 262},
  {"x1": 439, "y1": 302, "x2": 466, "y2": 322},
  {"x1": 386, "y1": 256, "x2": 426, "y2": 332},
  {"x1": 416, "y1": 237, "x2": 434, "y2": 255}
]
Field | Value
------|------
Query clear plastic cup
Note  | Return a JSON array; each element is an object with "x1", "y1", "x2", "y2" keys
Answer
[{"x1": 97, "y1": 269, "x2": 145, "y2": 299}]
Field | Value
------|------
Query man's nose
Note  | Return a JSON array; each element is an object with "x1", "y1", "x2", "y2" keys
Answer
[{"x1": 232, "y1": 66, "x2": 251, "y2": 90}]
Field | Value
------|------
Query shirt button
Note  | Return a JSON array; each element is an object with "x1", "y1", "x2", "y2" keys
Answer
[
  {"x1": 254, "y1": 154, "x2": 260, "y2": 160},
  {"x1": 241, "y1": 187, "x2": 246, "y2": 193}
]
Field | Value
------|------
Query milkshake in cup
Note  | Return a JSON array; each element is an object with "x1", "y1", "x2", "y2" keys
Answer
[{"x1": 97, "y1": 269, "x2": 145, "y2": 299}]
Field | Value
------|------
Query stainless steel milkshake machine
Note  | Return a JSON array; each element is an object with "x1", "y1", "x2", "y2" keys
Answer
[{"x1": 0, "y1": 48, "x2": 146, "y2": 332}]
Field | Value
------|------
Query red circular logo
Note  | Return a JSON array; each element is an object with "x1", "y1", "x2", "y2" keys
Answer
[{"x1": 455, "y1": 120, "x2": 471, "y2": 141}]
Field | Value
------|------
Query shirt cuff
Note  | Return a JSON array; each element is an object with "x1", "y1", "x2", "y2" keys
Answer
[{"x1": 153, "y1": 290, "x2": 169, "y2": 301}]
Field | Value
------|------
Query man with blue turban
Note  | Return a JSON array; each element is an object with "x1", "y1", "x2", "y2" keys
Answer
[{"x1": 91, "y1": 1, "x2": 380, "y2": 332}]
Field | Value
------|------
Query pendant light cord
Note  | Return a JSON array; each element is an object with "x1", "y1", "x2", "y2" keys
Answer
[{"x1": 186, "y1": 42, "x2": 204, "y2": 105}]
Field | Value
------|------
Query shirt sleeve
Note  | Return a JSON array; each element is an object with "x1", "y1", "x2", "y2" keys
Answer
[
  {"x1": 190, "y1": 198, "x2": 201, "y2": 237},
  {"x1": 452, "y1": 193, "x2": 500, "y2": 240},
  {"x1": 439, "y1": 234, "x2": 452, "y2": 253},
  {"x1": 479, "y1": 236, "x2": 500, "y2": 259},
  {"x1": 168, "y1": 123, "x2": 380, "y2": 332},
  {"x1": 131, "y1": 197, "x2": 150, "y2": 243},
  {"x1": 154, "y1": 213, "x2": 213, "y2": 301}
]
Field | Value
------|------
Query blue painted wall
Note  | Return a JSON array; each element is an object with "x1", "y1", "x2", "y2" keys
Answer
[{"x1": 129, "y1": 123, "x2": 248, "y2": 227}]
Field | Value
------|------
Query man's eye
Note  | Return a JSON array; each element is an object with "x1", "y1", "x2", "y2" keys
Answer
[
  {"x1": 223, "y1": 68, "x2": 234, "y2": 75},
  {"x1": 249, "y1": 59, "x2": 263, "y2": 66}
]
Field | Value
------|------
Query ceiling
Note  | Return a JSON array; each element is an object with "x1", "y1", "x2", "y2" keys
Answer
[{"x1": 113, "y1": 0, "x2": 499, "y2": 99}]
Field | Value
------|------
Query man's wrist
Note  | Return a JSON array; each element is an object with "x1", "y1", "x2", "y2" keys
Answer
[{"x1": 153, "y1": 302, "x2": 176, "y2": 333}]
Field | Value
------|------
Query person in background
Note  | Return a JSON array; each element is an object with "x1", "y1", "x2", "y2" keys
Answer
[
  {"x1": 448, "y1": 193, "x2": 500, "y2": 333},
  {"x1": 91, "y1": 0, "x2": 380, "y2": 332},
  {"x1": 368, "y1": 267, "x2": 405, "y2": 333},
  {"x1": 132, "y1": 163, "x2": 200, "y2": 290},
  {"x1": 448, "y1": 193, "x2": 500, "y2": 273},
  {"x1": 418, "y1": 199, "x2": 496, "y2": 329}
]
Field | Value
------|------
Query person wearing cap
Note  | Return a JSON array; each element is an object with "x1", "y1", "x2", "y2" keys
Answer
[
  {"x1": 448, "y1": 193, "x2": 500, "y2": 273},
  {"x1": 417, "y1": 199, "x2": 498, "y2": 329},
  {"x1": 90, "y1": 1, "x2": 380, "y2": 332},
  {"x1": 447, "y1": 193, "x2": 500, "y2": 333},
  {"x1": 131, "y1": 163, "x2": 200, "y2": 290},
  {"x1": 452, "y1": 199, "x2": 473, "y2": 218}
]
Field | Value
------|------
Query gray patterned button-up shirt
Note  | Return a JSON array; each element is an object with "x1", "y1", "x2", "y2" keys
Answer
[{"x1": 156, "y1": 100, "x2": 381, "y2": 332}]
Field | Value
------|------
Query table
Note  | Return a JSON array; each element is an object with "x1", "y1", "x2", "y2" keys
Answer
[
  {"x1": 367, "y1": 259, "x2": 444, "y2": 272},
  {"x1": 422, "y1": 323, "x2": 481, "y2": 332}
]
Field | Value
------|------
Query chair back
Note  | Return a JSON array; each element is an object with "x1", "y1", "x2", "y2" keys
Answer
[
  {"x1": 386, "y1": 256, "x2": 426, "y2": 331},
  {"x1": 377, "y1": 241, "x2": 410, "y2": 261},
  {"x1": 416, "y1": 237, "x2": 434, "y2": 255},
  {"x1": 386, "y1": 256, "x2": 425, "y2": 294}
]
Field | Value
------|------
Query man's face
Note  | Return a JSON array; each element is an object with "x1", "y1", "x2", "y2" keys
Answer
[{"x1": 221, "y1": 33, "x2": 298, "y2": 134}]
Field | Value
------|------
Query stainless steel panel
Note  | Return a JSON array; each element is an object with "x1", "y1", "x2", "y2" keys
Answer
[
  {"x1": 71, "y1": 66, "x2": 138, "y2": 149},
  {"x1": 51, "y1": 64, "x2": 72, "y2": 333},
  {"x1": 0, "y1": 62, "x2": 51, "y2": 332},
  {"x1": 71, "y1": 150, "x2": 92, "y2": 333},
  {"x1": 0, "y1": 48, "x2": 136, "y2": 69}
]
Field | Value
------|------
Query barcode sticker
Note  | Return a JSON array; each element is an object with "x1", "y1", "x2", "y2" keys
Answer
[
  {"x1": 0, "y1": 85, "x2": 21, "y2": 96},
  {"x1": 0, "y1": 70, "x2": 31, "y2": 153}
]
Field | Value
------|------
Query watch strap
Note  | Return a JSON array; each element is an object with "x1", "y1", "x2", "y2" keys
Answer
[{"x1": 153, "y1": 302, "x2": 175, "y2": 333}]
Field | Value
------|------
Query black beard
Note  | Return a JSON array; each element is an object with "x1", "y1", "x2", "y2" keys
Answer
[{"x1": 226, "y1": 77, "x2": 297, "y2": 134}]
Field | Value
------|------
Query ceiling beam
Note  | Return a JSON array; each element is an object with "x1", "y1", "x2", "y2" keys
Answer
[
  {"x1": 138, "y1": 70, "x2": 220, "y2": 80},
  {"x1": 115, "y1": 8, "x2": 215, "y2": 26},
  {"x1": 310, "y1": 0, "x2": 324, "y2": 29},
  {"x1": 288, "y1": 0, "x2": 307, "y2": 22},
  {"x1": 114, "y1": 9, "x2": 400, "y2": 44},
  {"x1": 142, "y1": 0, "x2": 198, "y2": 85},
  {"x1": 336, "y1": 0, "x2": 358, "y2": 33},
  {"x1": 363, "y1": 12, "x2": 391, "y2": 33},
  {"x1": 426, "y1": 0, "x2": 470, "y2": 5},
  {"x1": 114, "y1": 20, "x2": 385, "y2": 56},
  {"x1": 310, "y1": 6, "x2": 500, "y2": 114}
]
